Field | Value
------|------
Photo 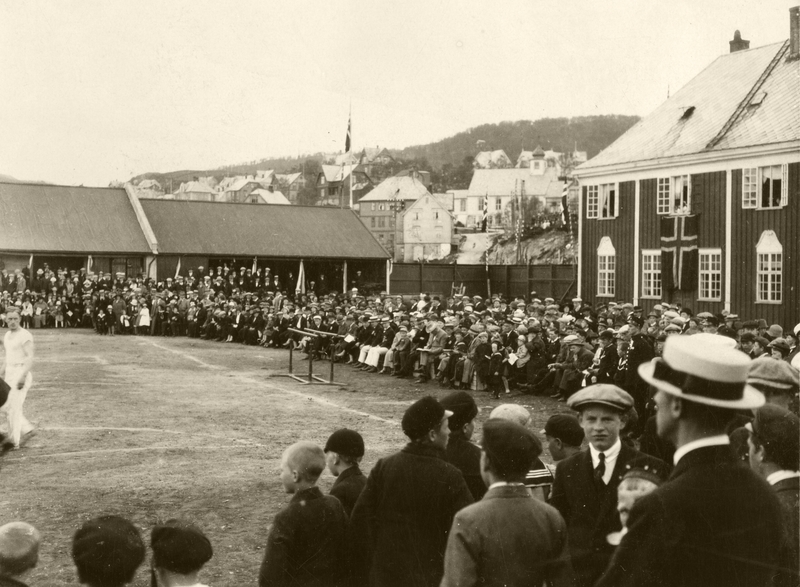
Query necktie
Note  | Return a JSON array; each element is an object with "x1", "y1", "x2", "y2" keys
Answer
[{"x1": 595, "y1": 452, "x2": 606, "y2": 484}]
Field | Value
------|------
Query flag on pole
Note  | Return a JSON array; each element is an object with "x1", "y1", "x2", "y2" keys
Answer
[
  {"x1": 296, "y1": 259, "x2": 306, "y2": 294},
  {"x1": 174, "y1": 257, "x2": 181, "y2": 279},
  {"x1": 87, "y1": 255, "x2": 93, "y2": 273},
  {"x1": 481, "y1": 193, "x2": 488, "y2": 233},
  {"x1": 345, "y1": 111, "x2": 352, "y2": 153},
  {"x1": 561, "y1": 182, "x2": 571, "y2": 232}
]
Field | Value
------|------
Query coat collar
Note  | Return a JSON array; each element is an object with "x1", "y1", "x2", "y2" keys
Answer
[
  {"x1": 669, "y1": 444, "x2": 736, "y2": 481},
  {"x1": 334, "y1": 465, "x2": 363, "y2": 483},
  {"x1": 402, "y1": 442, "x2": 447, "y2": 460},
  {"x1": 483, "y1": 484, "x2": 530, "y2": 500},
  {"x1": 290, "y1": 486, "x2": 324, "y2": 504}
]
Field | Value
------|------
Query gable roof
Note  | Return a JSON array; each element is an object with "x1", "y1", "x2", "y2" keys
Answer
[
  {"x1": 467, "y1": 167, "x2": 565, "y2": 197},
  {"x1": 250, "y1": 189, "x2": 290, "y2": 204},
  {"x1": 404, "y1": 192, "x2": 455, "y2": 219},
  {"x1": 474, "y1": 150, "x2": 512, "y2": 168},
  {"x1": 579, "y1": 41, "x2": 797, "y2": 171},
  {"x1": 139, "y1": 199, "x2": 388, "y2": 259},
  {"x1": 224, "y1": 178, "x2": 260, "y2": 193},
  {"x1": 276, "y1": 172, "x2": 302, "y2": 185},
  {"x1": 177, "y1": 181, "x2": 216, "y2": 194},
  {"x1": 321, "y1": 164, "x2": 365, "y2": 183},
  {"x1": 0, "y1": 182, "x2": 151, "y2": 254},
  {"x1": 358, "y1": 174, "x2": 430, "y2": 202}
]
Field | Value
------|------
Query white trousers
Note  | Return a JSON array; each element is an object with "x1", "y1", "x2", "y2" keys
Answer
[
  {"x1": 358, "y1": 345, "x2": 372, "y2": 363},
  {"x1": 1, "y1": 368, "x2": 33, "y2": 447},
  {"x1": 366, "y1": 346, "x2": 389, "y2": 367}
]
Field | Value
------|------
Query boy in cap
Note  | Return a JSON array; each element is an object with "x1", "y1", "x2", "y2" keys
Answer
[
  {"x1": 260, "y1": 441, "x2": 348, "y2": 587},
  {"x1": 606, "y1": 456, "x2": 669, "y2": 547},
  {"x1": 541, "y1": 413, "x2": 584, "y2": 463},
  {"x1": 324, "y1": 428, "x2": 367, "y2": 516},
  {"x1": 598, "y1": 335, "x2": 783, "y2": 587},
  {"x1": 746, "y1": 404, "x2": 800, "y2": 587},
  {"x1": 0, "y1": 522, "x2": 40, "y2": 587},
  {"x1": 350, "y1": 396, "x2": 473, "y2": 587},
  {"x1": 72, "y1": 515, "x2": 146, "y2": 587},
  {"x1": 150, "y1": 520, "x2": 213, "y2": 587},
  {"x1": 441, "y1": 419, "x2": 573, "y2": 587},
  {"x1": 439, "y1": 391, "x2": 486, "y2": 500},
  {"x1": 549, "y1": 384, "x2": 665, "y2": 587}
]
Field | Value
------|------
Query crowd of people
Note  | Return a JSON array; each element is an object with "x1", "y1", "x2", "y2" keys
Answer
[{"x1": 2, "y1": 262, "x2": 800, "y2": 586}]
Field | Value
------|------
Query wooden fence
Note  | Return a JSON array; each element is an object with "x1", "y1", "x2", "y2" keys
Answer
[{"x1": 390, "y1": 263, "x2": 577, "y2": 302}]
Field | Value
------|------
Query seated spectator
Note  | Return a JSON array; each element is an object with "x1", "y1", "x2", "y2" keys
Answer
[
  {"x1": 0, "y1": 522, "x2": 40, "y2": 587},
  {"x1": 441, "y1": 418, "x2": 573, "y2": 587},
  {"x1": 150, "y1": 520, "x2": 213, "y2": 587},
  {"x1": 324, "y1": 428, "x2": 367, "y2": 517},
  {"x1": 72, "y1": 515, "x2": 146, "y2": 587},
  {"x1": 260, "y1": 441, "x2": 348, "y2": 587}
]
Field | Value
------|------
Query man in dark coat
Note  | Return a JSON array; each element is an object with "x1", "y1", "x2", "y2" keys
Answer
[
  {"x1": 623, "y1": 315, "x2": 654, "y2": 432},
  {"x1": 350, "y1": 396, "x2": 473, "y2": 587},
  {"x1": 592, "y1": 330, "x2": 619, "y2": 384},
  {"x1": 598, "y1": 335, "x2": 783, "y2": 587},
  {"x1": 324, "y1": 429, "x2": 367, "y2": 517},
  {"x1": 549, "y1": 384, "x2": 666, "y2": 587},
  {"x1": 747, "y1": 404, "x2": 800, "y2": 587},
  {"x1": 440, "y1": 391, "x2": 486, "y2": 500}
]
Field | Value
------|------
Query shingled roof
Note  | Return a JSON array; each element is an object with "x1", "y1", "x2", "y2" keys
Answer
[
  {"x1": 580, "y1": 40, "x2": 798, "y2": 171},
  {"x1": 0, "y1": 182, "x2": 151, "y2": 254},
  {"x1": 139, "y1": 199, "x2": 389, "y2": 259}
]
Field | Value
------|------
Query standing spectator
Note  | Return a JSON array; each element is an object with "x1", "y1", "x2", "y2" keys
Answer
[
  {"x1": 72, "y1": 515, "x2": 146, "y2": 587},
  {"x1": 441, "y1": 418, "x2": 573, "y2": 587},
  {"x1": 324, "y1": 428, "x2": 367, "y2": 517},
  {"x1": 550, "y1": 384, "x2": 665, "y2": 587},
  {"x1": 598, "y1": 335, "x2": 783, "y2": 587},
  {"x1": 150, "y1": 520, "x2": 213, "y2": 587},
  {"x1": 623, "y1": 315, "x2": 654, "y2": 433},
  {"x1": 747, "y1": 404, "x2": 800, "y2": 587},
  {"x1": 440, "y1": 391, "x2": 485, "y2": 500},
  {"x1": 747, "y1": 357, "x2": 799, "y2": 413},
  {"x1": 0, "y1": 522, "x2": 40, "y2": 587},
  {"x1": 541, "y1": 413, "x2": 584, "y2": 463},
  {"x1": 350, "y1": 396, "x2": 473, "y2": 587}
]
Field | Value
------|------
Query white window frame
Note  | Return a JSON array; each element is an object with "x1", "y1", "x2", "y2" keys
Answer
[
  {"x1": 657, "y1": 175, "x2": 692, "y2": 215},
  {"x1": 588, "y1": 183, "x2": 619, "y2": 219},
  {"x1": 641, "y1": 250, "x2": 662, "y2": 299},
  {"x1": 495, "y1": 197, "x2": 502, "y2": 211},
  {"x1": 597, "y1": 237, "x2": 616, "y2": 297},
  {"x1": 756, "y1": 231, "x2": 782, "y2": 304},
  {"x1": 459, "y1": 199, "x2": 466, "y2": 212},
  {"x1": 586, "y1": 185, "x2": 599, "y2": 218},
  {"x1": 698, "y1": 248, "x2": 722, "y2": 302},
  {"x1": 743, "y1": 164, "x2": 788, "y2": 210},
  {"x1": 371, "y1": 203, "x2": 376, "y2": 211}
]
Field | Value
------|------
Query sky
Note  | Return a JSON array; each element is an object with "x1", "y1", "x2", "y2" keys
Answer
[{"x1": 0, "y1": 0, "x2": 794, "y2": 186}]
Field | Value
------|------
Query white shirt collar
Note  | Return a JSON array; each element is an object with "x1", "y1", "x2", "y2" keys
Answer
[
  {"x1": 589, "y1": 438, "x2": 622, "y2": 484},
  {"x1": 488, "y1": 481, "x2": 525, "y2": 490},
  {"x1": 766, "y1": 470, "x2": 800, "y2": 486},
  {"x1": 673, "y1": 435, "x2": 730, "y2": 465}
]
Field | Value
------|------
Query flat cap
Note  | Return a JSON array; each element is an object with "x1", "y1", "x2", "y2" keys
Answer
[
  {"x1": 621, "y1": 455, "x2": 669, "y2": 486},
  {"x1": 489, "y1": 404, "x2": 531, "y2": 427},
  {"x1": 541, "y1": 414, "x2": 584, "y2": 447},
  {"x1": 567, "y1": 384, "x2": 634, "y2": 412},
  {"x1": 439, "y1": 391, "x2": 478, "y2": 429},
  {"x1": 151, "y1": 520, "x2": 213, "y2": 574},
  {"x1": 767, "y1": 324, "x2": 784, "y2": 339},
  {"x1": 72, "y1": 516, "x2": 145, "y2": 587},
  {"x1": 324, "y1": 429, "x2": 365, "y2": 458},
  {"x1": 481, "y1": 419, "x2": 542, "y2": 479},
  {"x1": 748, "y1": 356, "x2": 800, "y2": 390},
  {"x1": 401, "y1": 396, "x2": 452, "y2": 440}
]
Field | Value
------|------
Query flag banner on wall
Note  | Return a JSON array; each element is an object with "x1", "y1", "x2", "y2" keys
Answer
[
  {"x1": 561, "y1": 183, "x2": 571, "y2": 232},
  {"x1": 661, "y1": 215, "x2": 698, "y2": 291}
]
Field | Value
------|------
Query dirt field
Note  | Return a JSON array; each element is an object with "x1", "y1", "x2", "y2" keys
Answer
[{"x1": 0, "y1": 329, "x2": 568, "y2": 586}]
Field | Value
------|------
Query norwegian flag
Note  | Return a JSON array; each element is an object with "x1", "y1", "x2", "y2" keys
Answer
[
  {"x1": 661, "y1": 215, "x2": 698, "y2": 291},
  {"x1": 561, "y1": 182, "x2": 571, "y2": 232},
  {"x1": 481, "y1": 194, "x2": 488, "y2": 232},
  {"x1": 345, "y1": 113, "x2": 352, "y2": 153}
]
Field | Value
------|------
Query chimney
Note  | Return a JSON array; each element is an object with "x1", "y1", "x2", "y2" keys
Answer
[
  {"x1": 791, "y1": 5, "x2": 800, "y2": 60},
  {"x1": 729, "y1": 30, "x2": 750, "y2": 53}
]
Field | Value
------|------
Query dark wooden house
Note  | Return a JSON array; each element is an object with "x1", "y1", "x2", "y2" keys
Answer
[{"x1": 575, "y1": 11, "x2": 800, "y2": 327}]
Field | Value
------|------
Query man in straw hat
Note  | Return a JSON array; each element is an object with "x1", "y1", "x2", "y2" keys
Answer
[{"x1": 597, "y1": 335, "x2": 783, "y2": 587}]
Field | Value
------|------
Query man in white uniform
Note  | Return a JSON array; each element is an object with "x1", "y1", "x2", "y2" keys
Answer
[{"x1": 0, "y1": 307, "x2": 35, "y2": 449}]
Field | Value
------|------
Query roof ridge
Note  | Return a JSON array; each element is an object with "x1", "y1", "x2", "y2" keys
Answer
[{"x1": 705, "y1": 40, "x2": 789, "y2": 150}]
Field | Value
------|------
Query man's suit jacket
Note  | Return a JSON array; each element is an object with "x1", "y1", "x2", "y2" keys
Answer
[
  {"x1": 596, "y1": 445, "x2": 783, "y2": 587},
  {"x1": 772, "y1": 476, "x2": 800, "y2": 587},
  {"x1": 595, "y1": 343, "x2": 619, "y2": 383},
  {"x1": 549, "y1": 443, "x2": 664, "y2": 587},
  {"x1": 441, "y1": 484, "x2": 573, "y2": 587}
]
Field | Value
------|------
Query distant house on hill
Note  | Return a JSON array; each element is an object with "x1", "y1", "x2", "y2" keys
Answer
[
  {"x1": 246, "y1": 188, "x2": 290, "y2": 205},
  {"x1": 316, "y1": 164, "x2": 373, "y2": 208},
  {"x1": 221, "y1": 178, "x2": 261, "y2": 203},
  {"x1": 276, "y1": 172, "x2": 306, "y2": 204},
  {"x1": 474, "y1": 150, "x2": 513, "y2": 169},
  {"x1": 174, "y1": 181, "x2": 216, "y2": 202},
  {"x1": 401, "y1": 192, "x2": 455, "y2": 262},
  {"x1": 574, "y1": 14, "x2": 800, "y2": 327},
  {"x1": 135, "y1": 179, "x2": 164, "y2": 199},
  {"x1": 516, "y1": 147, "x2": 588, "y2": 176}
]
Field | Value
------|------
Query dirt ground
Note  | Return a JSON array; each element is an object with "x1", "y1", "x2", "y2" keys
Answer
[{"x1": 0, "y1": 329, "x2": 569, "y2": 586}]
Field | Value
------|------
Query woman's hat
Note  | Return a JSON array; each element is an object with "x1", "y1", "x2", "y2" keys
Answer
[{"x1": 638, "y1": 335, "x2": 765, "y2": 409}]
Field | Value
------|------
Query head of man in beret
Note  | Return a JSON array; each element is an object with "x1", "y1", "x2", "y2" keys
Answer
[
  {"x1": 72, "y1": 515, "x2": 145, "y2": 587},
  {"x1": 746, "y1": 404, "x2": 799, "y2": 481},
  {"x1": 480, "y1": 418, "x2": 542, "y2": 486},
  {"x1": 0, "y1": 521, "x2": 40, "y2": 579},
  {"x1": 401, "y1": 396, "x2": 453, "y2": 450},
  {"x1": 541, "y1": 413, "x2": 584, "y2": 462},
  {"x1": 324, "y1": 428, "x2": 366, "y2": 484},
  {"x1": 439, "y1": 391, "x2": 479, "y2": 438},
  {"x1": 566, "y1": 384, "x2": 634, "y2": 452},
  {"x1": 150, "y1": 520, "x2": 213, "y2": 585}
]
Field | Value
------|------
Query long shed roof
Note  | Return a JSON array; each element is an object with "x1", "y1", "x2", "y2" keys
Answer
[
  {"x1": 140, "y1": 199, "x2": 389, "y2": 259},
  {"x1": 0, "y1": 182, "x2": 151, "y2": 254}
]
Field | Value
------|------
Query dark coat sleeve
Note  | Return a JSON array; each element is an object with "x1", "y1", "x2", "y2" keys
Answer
[{"x1": 259, "y1": 510, "x2": 294, "y2": 587}]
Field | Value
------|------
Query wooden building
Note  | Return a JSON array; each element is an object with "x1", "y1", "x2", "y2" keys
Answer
[{"x1": 575, "y1": 12, "x2": 800, "y2": 326}]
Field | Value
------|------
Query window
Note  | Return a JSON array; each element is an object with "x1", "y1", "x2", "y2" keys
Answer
[
  {"x1": 698, "y1": 249, "x2": 722, "y2": 301},
  {"x1": 641, "y1": 250, "x2": 661, "y2": 298},
  {"x1": 370, "y1": 217, "x2": 375, "y2": 228},
  {"x1": 756, "y1": 231, "x2": 782, "y2": 303},
  {"x1": 743, "y1": 165, "x2": 788, "y2": 209},
  {"x1": 435, "y1": 211, "x2": 439, "y2": 220},
  {"x1": 414, "y1": 212, "x2": 419, "y2": 221},
  {"x1": 371, "y1": 203, "x2": 376, "y2": 211},
  {"x1": 597, "y1": 237, "x2": 616, "y2": 297},
  {"x1": 587, "y1": 184, "x2": 618, "y2": 219},
  {"x1": 459, "y1": 199, "x2": 466, "y2": 212},
  {"x1": 379, "y1": 204, "x2": 385, "y2": 211},
  {"x1": 657, "y1": 175, "x2": 691, "y2": 215},
  {"x1": 495, "y1": 198, "x2": 502, "y2": 211},
  {"x1": 327, "y1": 187, "x2": 337, "y2": 196},
  {"x1": 533, "y1": 161, "x2": 541, "y2": 170},
  {"x1": 587, "y1": 185, "x2": 599, "y2": 218},
  {"x1": 378, "y1": 217, "x2": 386, "y2": 228}
]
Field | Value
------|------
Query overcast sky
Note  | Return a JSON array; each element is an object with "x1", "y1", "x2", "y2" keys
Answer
[{"x1": 0, "y1": 0, "x2": 794, "y2": 186}]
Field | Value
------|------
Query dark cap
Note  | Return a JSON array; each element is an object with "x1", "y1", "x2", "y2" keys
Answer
[
  {"x1": 748, "y1": 356, "x2": 800, "y2": 390},
  {"x1": 151, "y1": 520, "x2": 213, "y2": 574},
  {"x1": 401, "y1": 396, "x2": 452, "y2": 440},
  {"x1": 324, "y1": 429, "x2": 365, "y2": 458},
  {"x1": 621, "y1": 456, "x2": 670, "y2": 486},
  {"x1": 481, "y1": 419, "x2": 542, "y2": 479},
  {"x1": 627, "y1": 315, "x2": 644, "y2": 327},
  {"x1": 754, "y1": 336, "x2": 770, "y2": 348},
  {"x1": 541, "y1": 414, "x2": 584, "y2": 447},
  {"x1": 72, "y1": 516, "x2": 145, "y2": 587},
  {"x1": 567, "y1": 384, "x2": 634, "y2": 413},
  {"x1": 740, "y1": 332, "x2": 756, "y2": 343},
  {"x1": 439, "y1": 391, "x2": 478, "y2": 430},
  {"x1": 748, "y1": 404, "x2": 800, "y2": 471}
]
